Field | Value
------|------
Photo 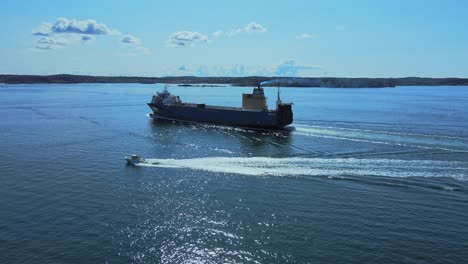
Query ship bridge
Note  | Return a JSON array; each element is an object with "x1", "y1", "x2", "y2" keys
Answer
[{"x1": 242, "y1": 85, "x2": 267, "y2": 110}]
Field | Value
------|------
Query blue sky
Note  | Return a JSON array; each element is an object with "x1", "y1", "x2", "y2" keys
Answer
[{"x1": 1, "y1": 0, "x2": 467, "y2": 77}]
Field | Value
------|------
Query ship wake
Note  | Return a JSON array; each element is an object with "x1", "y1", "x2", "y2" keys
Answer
[
  {"x1": 293, "y1": 124, "x2": 468, "y2": 152},
  {"x1": 137, "y1": 156, "x2": 468, "y2": 180}
]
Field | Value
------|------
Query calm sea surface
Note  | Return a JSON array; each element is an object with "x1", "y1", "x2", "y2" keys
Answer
[{"x1": 1, "y1": 84, "x2": 467, "y2": 263}]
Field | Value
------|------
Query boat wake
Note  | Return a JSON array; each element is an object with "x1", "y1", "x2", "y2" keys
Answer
[
  {"x1": 137, "y1": 156, "x2": 468, "y2": 180},
  {"x1": 293, "y1": 124, "x2": 468, "y2": 152}
]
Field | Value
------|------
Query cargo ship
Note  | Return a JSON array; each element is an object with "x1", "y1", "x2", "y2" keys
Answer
[{"x1": 147, "y1": 84, "x2": 293, "y2": 129}]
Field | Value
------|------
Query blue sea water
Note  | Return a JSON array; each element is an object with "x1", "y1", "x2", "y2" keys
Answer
[{"x1": 1, "y1": 84, "x2": 467, "y2": 263}]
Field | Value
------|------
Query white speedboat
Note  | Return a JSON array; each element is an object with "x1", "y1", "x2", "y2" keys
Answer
[{"x1": 124, "y1": 154, "x2": 145, "y2": 165}]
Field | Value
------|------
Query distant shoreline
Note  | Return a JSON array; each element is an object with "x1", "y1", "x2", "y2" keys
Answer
[{"x1": 1, "y1": 74, "x2": 468, "y2": 88}]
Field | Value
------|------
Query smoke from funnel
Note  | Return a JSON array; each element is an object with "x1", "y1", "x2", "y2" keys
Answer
[
  {"x1": 260, "y1": 79, "x2": 281, "y2": 86},
  {"x1": 260, "y1": 78, "x2": 305, "y2": 86}
]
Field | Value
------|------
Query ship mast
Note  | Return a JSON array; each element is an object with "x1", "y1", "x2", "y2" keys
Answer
[{"x1": 276, "y1": 83, "x2": 282, "y2": 108}]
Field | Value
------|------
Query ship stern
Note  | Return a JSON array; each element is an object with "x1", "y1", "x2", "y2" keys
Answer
[{"x1": 277, "y1": 103, "x2": 293, "y2": 127}]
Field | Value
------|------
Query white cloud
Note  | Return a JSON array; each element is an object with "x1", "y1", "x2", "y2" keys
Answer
[
  {"x1": 214, "y1": 21, "x2": 267, "y2": 37},
  {"x1": 31, "y1": 17, "x2": 149, "y2": 52},
  {"x1": 244, "y1": 22, "x2": 267, "y2": 33},
  {"x1": 33, "y1": 18, "x2": 120, "y2": 38},
  {"x1": 38, "y1": 36, "x2": 69, "y2": 45},
  {"x1": 167, "y1": 31, "x2": 208, "y2": 48},
  {"x1": 296, "y1": 33, "x2": 314, "y2": 40},
  {"x1": 120, "y1": 35, "x2": 150, "y2": 55},
  {"x1": 32, "y1": 17, "x2": 119, "y2": 50},
  {"x1": 121, "y1": 35, "x2": 140, "y2": 44},
  {"x1": 34, "y1": 36, "x2": 70, "y2": 49},
  {"x1": 49, "y1": 17, "x2": 120, "y2": 35},
  {"x1": 159, "y1": 60, "x2": 321, "y2": 77},
  {"x1": 32, "y1": 22, "x2": 53, "y2": 36},
  {"x1": 275, "y1": 60, "x2": 321, "y2": 76},
  {"x1": 187, "y1": 61, "x2": 319, "y2": 77}
]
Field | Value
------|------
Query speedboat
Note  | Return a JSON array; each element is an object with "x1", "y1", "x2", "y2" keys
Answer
[{"x1": 124, "y1": 154, "x2": 145, "y2": 165}]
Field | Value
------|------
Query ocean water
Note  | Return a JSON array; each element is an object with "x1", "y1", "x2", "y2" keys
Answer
[{"x1": 1, "y1": 84, "x2": 467, "y2": 263}]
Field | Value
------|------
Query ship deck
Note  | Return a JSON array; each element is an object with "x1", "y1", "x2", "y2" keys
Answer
[{"x1": 179, "y1": 103, "x2": 277, "y2": 112}]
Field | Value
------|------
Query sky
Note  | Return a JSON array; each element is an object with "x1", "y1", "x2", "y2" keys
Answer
[{"x1": 1, "y1": 0, "x2": 467, "y2": 77}]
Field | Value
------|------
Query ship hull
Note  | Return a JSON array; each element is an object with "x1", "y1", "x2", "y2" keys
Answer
[{"x1": 147, "y1": 103, "x2": 293, "y2": 129}]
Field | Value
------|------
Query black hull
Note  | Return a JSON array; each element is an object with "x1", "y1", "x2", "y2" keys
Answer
[{"x1": 147, "y1": 103, "x2": 293, "y2": 129}]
